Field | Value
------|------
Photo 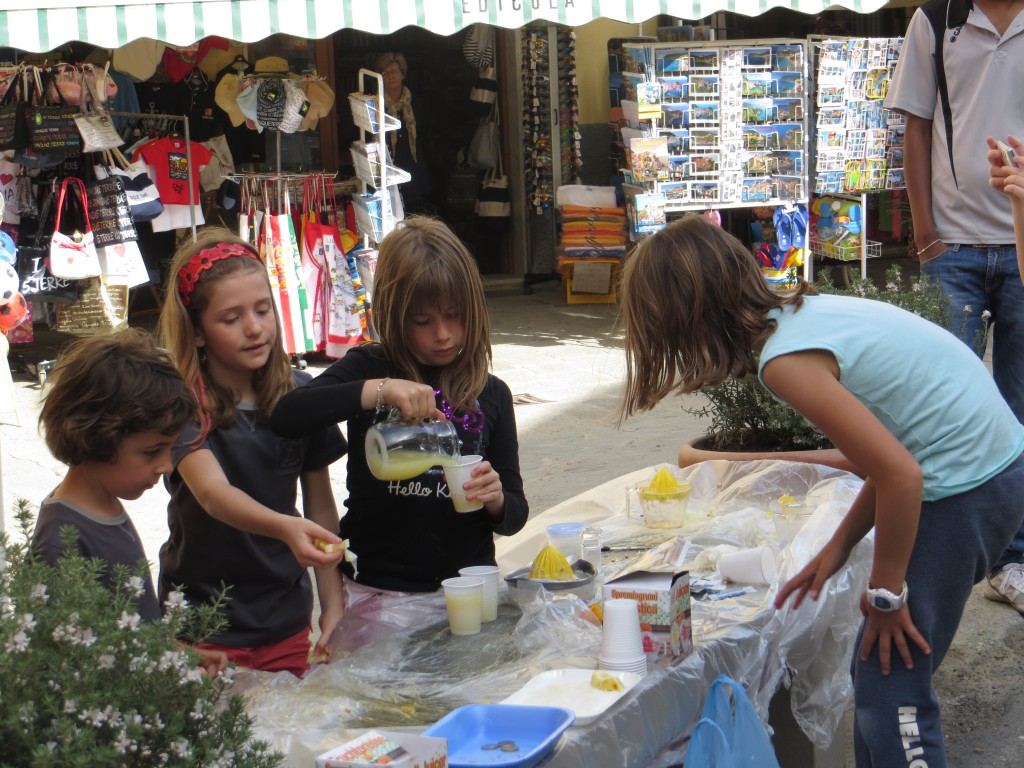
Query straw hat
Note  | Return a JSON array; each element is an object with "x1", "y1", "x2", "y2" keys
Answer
[
  {"x1": 214, "y1": 74, "x2": 246, "y2": 127},
  {"x1": 253, "y1": 56, "x2": 290, "y2": 75}
]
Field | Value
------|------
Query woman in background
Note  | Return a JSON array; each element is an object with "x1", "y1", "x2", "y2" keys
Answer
[{"x1": 375, "y1": 51, "x2": 433, "y2": 214}]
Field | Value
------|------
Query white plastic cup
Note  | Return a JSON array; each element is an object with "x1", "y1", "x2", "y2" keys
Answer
[
  {"x1": 459, "y1": 565, "x2": 500, "y2": 622},
  {"x1": 599, "y1": 598, "x2": 645, "y2": 663},
  {"x1": 444, "y1": 455, "x2": 484, "y2": 513},
  {"x1": 719, "y1": 546, "x2": 777, "y2": 586},
  {"x1": 547, "y1": 522, "x2": 586, "y2": 561},
  {"x1": 441, "y1": 576, "x2": 484, "y2": 635}
]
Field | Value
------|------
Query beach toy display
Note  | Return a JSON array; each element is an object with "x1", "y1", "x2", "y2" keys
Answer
[{"x1": 365, "y1": 408, "x2": 461, "y2": 480}]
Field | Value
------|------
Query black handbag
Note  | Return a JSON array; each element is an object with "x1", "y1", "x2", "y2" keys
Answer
[
  {"x1": 0, "y1": 70, "x2": 27, "y2": 152},
  {"x1": 16, "y1": 188, "x2": 79, "y2": 304},
  {"x1": 22, "y1": 69, "x2": 82, "y2": 157},
  {"x1": 85, "y1": 174, "x2": 138, "y2": 247}
]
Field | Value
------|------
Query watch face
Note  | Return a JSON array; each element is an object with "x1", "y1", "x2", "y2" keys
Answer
[{"x1": 871, "y1": 595, "x2": 893, "y2": 611}]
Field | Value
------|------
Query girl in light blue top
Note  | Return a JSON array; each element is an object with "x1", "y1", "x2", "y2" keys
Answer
[{"x1": 618, "y1": 215, "x2": 1024, "y2": 768}]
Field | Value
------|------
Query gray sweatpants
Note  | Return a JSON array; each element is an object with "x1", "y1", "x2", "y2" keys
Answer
[{"x1": 851, "y1": 454, "x2": 1024, "y2": 768}]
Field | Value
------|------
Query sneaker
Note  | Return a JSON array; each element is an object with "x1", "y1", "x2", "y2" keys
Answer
[{"x1": 984, "y1": 563, "x2": 1024, "y2": 615}]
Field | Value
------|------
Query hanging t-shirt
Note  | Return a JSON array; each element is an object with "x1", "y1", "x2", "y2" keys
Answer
[
  {"x1": 138, "y1": 136, "x2": 213, "y2": 206},
  {"x1": 185, "y1": 68, "x2": 223, "y2": 142},
  {"x1": 134, "y1": 81, "x2": 190, "y2": 135}
]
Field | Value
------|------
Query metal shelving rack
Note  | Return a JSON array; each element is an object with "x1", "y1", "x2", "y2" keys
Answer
[{"x1": 348, "y1": 68, "x2": 403, "y2": 245}]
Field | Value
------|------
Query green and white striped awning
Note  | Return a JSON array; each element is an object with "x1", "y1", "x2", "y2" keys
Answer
[{"x1": 0, "y1": 0, "x2": 891, "y2": 53}]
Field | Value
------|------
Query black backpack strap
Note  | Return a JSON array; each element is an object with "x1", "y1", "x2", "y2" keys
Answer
[{"x1": 922, "y1": 0, "x2": 972, "y2": 188}]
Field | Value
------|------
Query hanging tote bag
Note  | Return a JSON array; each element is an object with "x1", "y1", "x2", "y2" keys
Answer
[
  {"x1": 260, "y1": 183, "x2": 314, "y2": 355},
  {"x1": 23, "y1": 68, "x2": 82, "y2": 156},
  {"x1": 54, "y1": 275, "x2": 128, "y2": 336},
  {"x1": 280, "y1": 185, "x2": 316, "y2": 354},
  {"x1": 75, "y1": 110, "x2": 124, "y2": 153},
  {"x1": 48, "y1": 177, "x2": 102, "y2": 280},
  {"x1": 699, "y1": 676, "x2": 781, "y2": 768},
  {"x1": 94, "y1": 148, "x2": 164, "y2": 221},
  {"x1": 467, "y1": 105, "x2": 500, "y2": 170},
  {"x1": 74, "y1": 69, "x2": 124, "y2": 153},
  {"x1": 476, "y1": 151, "x2": 510, "y2": 235},
  {"x1": 16, "y1": 188, "x2": 79, "y2": 304},
  {"x1": 468, "y1": 65, "x2": 498, "y2": 118},
  {"x1": 85, "y1": 174, "x2": 138, "y2": 247},
  {"x1": 298, "y1": 178, "x2": 329, "y2": 351},
  {"x1": 0, "y1": 69, "x2": 28, "y2": 152}
]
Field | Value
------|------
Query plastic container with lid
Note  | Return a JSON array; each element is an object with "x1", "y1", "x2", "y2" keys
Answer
[{"x1": 547, "y1": 522, "x2": 586, "y2": 562}]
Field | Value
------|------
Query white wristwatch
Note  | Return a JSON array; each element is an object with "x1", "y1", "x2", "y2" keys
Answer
[{"x1": 866, "y1": 581, "x2": 908, "y2": 612}]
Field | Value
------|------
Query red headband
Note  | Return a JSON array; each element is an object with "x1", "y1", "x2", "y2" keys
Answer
[{"x1": 177, "y1": 243, "x2": 260, "y2": 306}]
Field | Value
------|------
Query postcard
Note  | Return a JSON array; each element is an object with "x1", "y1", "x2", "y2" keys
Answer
[{"x1": 629, "y1": 136, "x2": 671, "y2": 182}]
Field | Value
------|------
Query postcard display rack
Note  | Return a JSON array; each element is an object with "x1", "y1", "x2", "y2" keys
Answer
[
  {"x1": 808, "y1": 36, "x2": 906, "y2": 279},
  {"x1": 619, "y1": 39, "x2": 810, "y2": 245},
  {"x1": 348, "y1": 68, "x2": 407, "y2": 246}
]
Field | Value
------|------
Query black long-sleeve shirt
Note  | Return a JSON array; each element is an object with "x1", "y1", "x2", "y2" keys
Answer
[{"x1": 271, "y1": 345, "x2": 528, "y2": 592}]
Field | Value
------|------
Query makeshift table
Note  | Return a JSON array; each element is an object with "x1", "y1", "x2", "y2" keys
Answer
[{"x1": 239, "y1": 460, "x2": 868, "y2": 767}]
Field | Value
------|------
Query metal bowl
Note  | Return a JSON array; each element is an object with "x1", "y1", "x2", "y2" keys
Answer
[{"x1": 505, "y1": 560, "x2": 598, "y2": 605}]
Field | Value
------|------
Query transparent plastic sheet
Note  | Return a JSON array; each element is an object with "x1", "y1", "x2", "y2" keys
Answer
[{"x1": 237, "y1": 460, "x2": 869, "y2": 766}]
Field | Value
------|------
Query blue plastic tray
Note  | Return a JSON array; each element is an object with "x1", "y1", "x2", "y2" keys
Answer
[{"x1": 423, "y1": 703, "x2": 575, "y2": 768}]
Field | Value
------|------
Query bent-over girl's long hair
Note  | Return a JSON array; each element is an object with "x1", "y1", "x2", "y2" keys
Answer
[
  {"x1": 618, "y1": 214, "x2": 814, "y2": 420},
  {"x1": 372, "y1": 216, "x2": 492, "y2": 413},
  {"x1": 158, "y1": 227, "x2": 295, "y2": 436}
]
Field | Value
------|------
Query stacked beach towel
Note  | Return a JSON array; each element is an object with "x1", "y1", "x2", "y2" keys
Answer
[{"x1": 556, "y1": 202, "x2": 628, "y2": 303}]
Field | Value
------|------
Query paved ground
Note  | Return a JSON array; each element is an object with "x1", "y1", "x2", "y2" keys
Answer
[{"x1": 3, "y1": 267, "x2": 1024, "y2": 765}]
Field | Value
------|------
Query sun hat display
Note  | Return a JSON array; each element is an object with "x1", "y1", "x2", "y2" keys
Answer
[
  {"x1": 214, "y1": 73, "x2": 246, "y2": 127},
  {"x1": 234, "y1": 79, "x2": 261, "y2": 131},
  {"x1": 278, "y1": 79, "x2": 311, "y2": 133},
  {"x1": 112, "y1": 38, "x2": 167, "y2": 82},
  {"x1": 256, "y1": 77, "x2": 286, "y2": 130},
  {"x1": 299, "y1": 78, "x2": 335, "y2": 131},
  {"x1": 254, "y1": 56, "x2": 290, "y2": 75}
]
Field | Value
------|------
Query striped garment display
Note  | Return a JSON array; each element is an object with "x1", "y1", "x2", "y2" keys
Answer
[{"x1": 1, "y1": 1, "x2": 889, "y2": 54}]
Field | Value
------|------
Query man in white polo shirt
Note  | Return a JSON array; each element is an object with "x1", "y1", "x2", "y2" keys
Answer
[{"x1": 887, "y1": 0, "x2": 1024, "y2": 615}]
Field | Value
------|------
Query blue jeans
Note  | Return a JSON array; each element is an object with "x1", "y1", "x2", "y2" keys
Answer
[
  {"x1": 852, "y1": 455, "x2": 1024, "y2": 768},
  {"x1": 922, "y1": 244, "x2": 1024, "y2": 571}
]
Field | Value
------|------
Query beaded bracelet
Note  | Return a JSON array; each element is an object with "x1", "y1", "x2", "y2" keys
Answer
[{"x1": 375, "y1": 378, "x2": 390, "y2": 412}]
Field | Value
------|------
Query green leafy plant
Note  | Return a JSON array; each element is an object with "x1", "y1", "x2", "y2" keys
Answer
[
  {"x1": 692, "y1": 265, "x2": 962, "y2": 452},
  {"x1": 0, "y1": 499, "x2": 283, "y2": 768}
]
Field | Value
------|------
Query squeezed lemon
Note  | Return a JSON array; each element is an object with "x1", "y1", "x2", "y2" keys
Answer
[{"x1": 639, "y1": 468, "x2": 690, "y2": 499}]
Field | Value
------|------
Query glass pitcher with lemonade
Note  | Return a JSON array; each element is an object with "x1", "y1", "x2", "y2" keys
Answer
[{"x1": 365, "y1": 408, "x2": 461, "y2": 480}]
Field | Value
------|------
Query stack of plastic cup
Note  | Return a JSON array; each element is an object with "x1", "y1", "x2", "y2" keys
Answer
[
  {"x1": 440, "y1": 576, "x2": 484, "y2": 635},
  {"x1": 598, "y1": 598, "x2": 648, "y2": 676},
  {"x1": 458, "y1": 565, "x2": 500, "y2": 622}
]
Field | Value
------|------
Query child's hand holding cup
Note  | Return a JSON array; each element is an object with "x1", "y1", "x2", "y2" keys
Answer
[{"x1": 445, "y1": 455, "x2": 484, "y2": 512}]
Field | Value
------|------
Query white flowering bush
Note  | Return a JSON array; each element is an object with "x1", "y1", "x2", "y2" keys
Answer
[{"x1": 0, "y1": 500, "x2": 282, "y2": 767}]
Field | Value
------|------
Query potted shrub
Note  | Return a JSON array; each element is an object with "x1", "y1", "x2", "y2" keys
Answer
[
  {"x1": 679, "y1": 265, "x2": 969, "y2": 473},
  {"x1": 0, "y1": 500, "x2": 283, "y2": 767}
]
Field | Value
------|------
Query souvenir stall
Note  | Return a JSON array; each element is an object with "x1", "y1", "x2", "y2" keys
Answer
[
  {"x1": 0, "y1": 61, "x2": 208, "y2": 348},
  {"x1": 0, "y1": 36, "x2": 350, "y2": 365}
]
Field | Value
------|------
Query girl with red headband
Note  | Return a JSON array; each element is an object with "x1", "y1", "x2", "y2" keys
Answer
[{"x1": 157, "y1": 227, "x2": 348, "y2": 676}]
